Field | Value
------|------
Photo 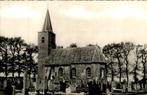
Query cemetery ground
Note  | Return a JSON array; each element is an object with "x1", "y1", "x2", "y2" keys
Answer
[
  {"x1": 13, "y1": 88, "x2": 147, "y2": 95},
  {"x1": 13, "y1": 91, "x2": 147, "y2": 95}
]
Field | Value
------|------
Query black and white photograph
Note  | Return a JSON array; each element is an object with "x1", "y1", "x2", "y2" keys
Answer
[{"x1": 0, "y1": 1, "x2": 147, "y2": 95}]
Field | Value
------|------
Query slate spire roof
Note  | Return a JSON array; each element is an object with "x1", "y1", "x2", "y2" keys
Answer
[{"x1": 42, "y1": 9, "x2": 53, "y2": 32}]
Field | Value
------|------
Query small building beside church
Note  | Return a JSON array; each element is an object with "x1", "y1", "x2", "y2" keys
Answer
[{"x1": 37, "y1": 9, "x2": 107, "y2": 93}]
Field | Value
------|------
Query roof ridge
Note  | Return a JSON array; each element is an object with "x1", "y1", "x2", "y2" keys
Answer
[{"x1": 55, "y1": 46, "x2": 95, "y2": 50}]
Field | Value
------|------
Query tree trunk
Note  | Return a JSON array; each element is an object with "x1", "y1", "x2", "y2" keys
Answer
[
  {"x1": 126, "y1": 61, "x2": 129, "y2": 90},
  {"x1": 5, "y1": 51, "x2": 8, "y2": 78},
  {"x1": 11, "y1": 57, "x2": 15, "y2": 80},
  {"x1": 12, "y1": 64, "x2": 15, "y2": 79},
  {"x1": 119, "y1": 66, "x2": 122, "y2": 83},
  {"x1": 143, "y1": 63, "x2": 146, "y2": 88},
  {"x1": 18, "y1": 68, "x2": 21, "y2": 77},
  {"x1": 117, "y1": 57, "x2": 122, "y2": 83},
  {"x1": 111, "y1": 69, "x2": 114, "y2": 81},
  {"x1": 111, "y1": 64, "x2": 114, "y2": 81},
  {"x1": 125, "y1": 56, "x2": 129, "y2": 91},
  {"x1": 5, "y1": 64, "x2": 8, "y2": 78},
  {"x1": 18, "y1": 63, "x2": 21, "y2": 77},
  {"x1": 134, "y1": 64, "x2": 137, "y2": 89},
  {"x1": 17, "y1": 51, "x2": 21, "y2": 77},
  {"x1": 12, "y1": 55, "x2": 15, "y2": 80}
]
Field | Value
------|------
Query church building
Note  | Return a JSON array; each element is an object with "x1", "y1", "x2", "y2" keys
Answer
[{"x1": 37, "y1": 9, "x2": 107, "y2": 92}]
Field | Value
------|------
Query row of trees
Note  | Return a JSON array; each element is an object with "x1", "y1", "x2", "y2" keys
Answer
[
  {"x1": 1, "y1": 35, "x2": 147, "y2": 90},
  {"x1": 0, "y1": 36, "x2": 38, "y2": 79},
  {"x1": 103, "y1": 42, "x2": 147, "y2": 89}
]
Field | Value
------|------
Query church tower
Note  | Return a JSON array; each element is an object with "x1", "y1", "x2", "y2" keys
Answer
[
  {"x1": 37, "y1": 9, "x2": 56, "y2": 91},
  {"x1": 38, "y1": 9, "x2": 56, "y2": 60}
]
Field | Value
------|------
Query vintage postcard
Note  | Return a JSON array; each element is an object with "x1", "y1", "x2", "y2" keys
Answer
[{"x1": 0, "y1": 1, "x2": 147, "y2": 95}]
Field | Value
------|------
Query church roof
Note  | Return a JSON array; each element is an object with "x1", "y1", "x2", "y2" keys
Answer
[
  {"x1": 42, "y1": 9, "x2": 53, "y2": 32},
  {"x1": 44, "y1": 46, "x2": 106, "y2": 66}
]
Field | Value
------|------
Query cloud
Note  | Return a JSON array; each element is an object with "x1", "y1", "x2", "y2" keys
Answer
[
  {"x1": 100, "y1": 6, "x2": 147, "y2": 19},
  {"x1": 62, "y1": 6, "x2": 98, "y2": 19},
  {"x1": 61, "y1": 5, "x2": 147, "y2": 20},
  {"x1": 0, "y1": 5, "x2": 41, "y2": 19}
]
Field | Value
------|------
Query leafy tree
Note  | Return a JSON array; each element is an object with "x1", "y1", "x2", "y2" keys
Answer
[
  {"x1": 69, "y1": 43, "x2": 77, "y2": 48},
  {"x1": 57, "y1": 46, "x2": 63, "y2": 48},
  {"x1": 132, "y1": 45, "x2": 142, "y2": 89},
  {"x1": 0, "y1": 37, "x2": 5, "y2": 73},
  {"x1": 103, "y1": 43, "x2": 124, "y2": 83},
  {"x1": 25, "y1": 44, "x2": 38, "y2": 79},
  {"x1": 103, "y1": 44, "x2": 116, "y2": 81},
  {"x1": 121, "y1": 42, "x2": 134, "y2": 89},
  {"x1": 0, "y1": 36, "x2": 38, "y2": 85},
  {"x1": 0, "y1": 36, "x2": 10, "y2": 77},
  {"x1": 8, "y1": 38, "x2": 17, "y2": 79},
  {"x1": 87, "y1": 44, "x2": 95, "y2": 46},
  {"x1": 14, "y1": 37, "x2": 27, "y2": 77},
  {"x1": 139, "y1": 45, "x2": 147, "y2": 88},
  {"x1": 112, "y1": 43, "x2": 124, "y2": 83}
]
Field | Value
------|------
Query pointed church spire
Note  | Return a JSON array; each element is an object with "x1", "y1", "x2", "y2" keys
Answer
[{"x1": 42, "y1": 9, "x2": 53, "y2": 32}]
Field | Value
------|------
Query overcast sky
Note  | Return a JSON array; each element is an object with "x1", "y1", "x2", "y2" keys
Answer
[{"x1": 0, "y1": 1, "x2": 147, "y2": 47}]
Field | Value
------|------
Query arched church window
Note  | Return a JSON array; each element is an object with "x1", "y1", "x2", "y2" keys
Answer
[
  {"x1": 86, "y1": 67, "x2": 91, "y2": 78},
  {"x1": 58, "y1": 67, "x2": 63, "y2": 77},
  {"x1": 41, "y1": 37, "x2": 45, "y2": 43},
  {"x1": 71, "y1": 68, "x2": 76, "y2": 78}
]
